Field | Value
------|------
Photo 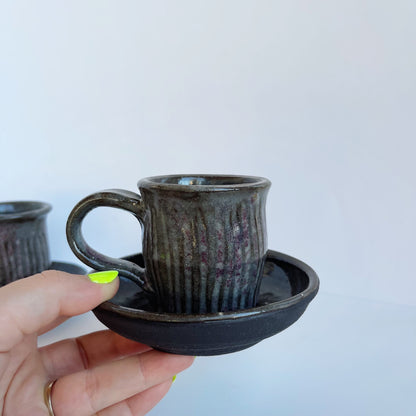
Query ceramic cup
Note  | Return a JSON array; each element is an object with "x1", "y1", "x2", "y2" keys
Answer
[
  {"x1": 66, "y1": 175, "x2": 271, "y2": 313},
  {"x1": 0, "y1": 201, "x2": 52, "y2": 286}
]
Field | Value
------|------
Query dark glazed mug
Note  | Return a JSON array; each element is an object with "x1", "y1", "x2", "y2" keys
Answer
[
  {"x1": 0, "y1": 201, "x2": 52, "y2": 286},
  {"x1": 66, "y1": 175, "x2": 271, "y2": 313}
]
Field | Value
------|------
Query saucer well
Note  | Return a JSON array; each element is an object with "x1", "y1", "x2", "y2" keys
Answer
[
  {"x1": 93, "y1": 250, "x2": 319, "y2": 356},
  {"x1": 50, "y1": 261, "x2": 86, "y2": 275}
]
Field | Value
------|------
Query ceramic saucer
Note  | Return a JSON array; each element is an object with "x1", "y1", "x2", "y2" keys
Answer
[
  {"x1": 50, "y1": 261, "x2": 86, "y2": 275},
  {"x1": 93, "y1": 250, "x2": 319, "y2": 355}
]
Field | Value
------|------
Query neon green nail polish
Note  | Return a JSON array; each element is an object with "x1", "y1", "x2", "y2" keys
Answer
[
  {"x1": 88, "y1": 270, "x2": 119, "y2": 284},
  {"x1": 172, "y1": 375, "x2": 177, "y2": 383}
]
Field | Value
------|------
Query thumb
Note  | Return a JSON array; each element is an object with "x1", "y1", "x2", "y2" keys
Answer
[{"x1": 0, "y1": 270, "x2": 119, "y2": 350}]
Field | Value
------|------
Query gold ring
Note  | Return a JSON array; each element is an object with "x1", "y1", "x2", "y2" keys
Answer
[{"x1": 44, "y1": 379, "x2": 56, "y2": 416}]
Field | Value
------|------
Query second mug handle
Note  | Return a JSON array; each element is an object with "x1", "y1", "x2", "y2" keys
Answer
[{"x1": 66, "y1": 189, "x2": 154, "y2": 293}]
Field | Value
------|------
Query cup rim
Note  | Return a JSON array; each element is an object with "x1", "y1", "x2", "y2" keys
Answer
[
  {"x1": 138, "y1": 174, "x2": 271, "y2": 192},
  {"x1": 0, "y1": 201, "x2": 52, "y2": 222}
]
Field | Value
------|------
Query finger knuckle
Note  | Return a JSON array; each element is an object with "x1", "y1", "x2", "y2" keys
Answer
[{"x1": 84, "y1": 369, "x2": 101, "y2": 413}]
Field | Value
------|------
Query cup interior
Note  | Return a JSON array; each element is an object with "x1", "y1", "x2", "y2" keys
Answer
[{"x1": 160, "y1": 176, "x2": 259, "y2": 186}]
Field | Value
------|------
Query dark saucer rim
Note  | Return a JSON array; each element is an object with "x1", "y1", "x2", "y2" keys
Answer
[
  {"x1": 96, "y1": 249, "x2": 320, "y2": 323},
  {"x1": 49, "y1": 261, "x2": 86, "y2": 274}
]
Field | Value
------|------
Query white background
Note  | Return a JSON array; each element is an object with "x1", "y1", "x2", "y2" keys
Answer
[{"x1": 1, "y1": 1, "x2": 415, "y2": 415}]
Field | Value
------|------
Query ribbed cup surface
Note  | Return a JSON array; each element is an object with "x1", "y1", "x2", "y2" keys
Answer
[
  {"x1": 0, "y1": 217, "x2": 50, "y2": 285},
  {"x1": 142, "y1": 187, "x2": 269, "y2": 314}
]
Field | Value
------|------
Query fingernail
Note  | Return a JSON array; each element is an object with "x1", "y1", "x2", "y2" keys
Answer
[
  {"x1": 88, "y1": 270, "x2": 119, "y2": 284},
  {"x1": 172, "y1": 375, "x2": 177, "y2": 383}
]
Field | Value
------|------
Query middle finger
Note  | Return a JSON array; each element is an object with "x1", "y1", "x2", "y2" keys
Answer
[
  {"x1": 50, "y1": 350, "x2": 194, "y2": 416},
  {"x1": 40, "y1": 330, "x2": 152, "y2": 379}
]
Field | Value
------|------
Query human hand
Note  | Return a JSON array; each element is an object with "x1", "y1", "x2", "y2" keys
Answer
[{"x1": 0, "y1": 270, "x2": 194, "y2": 415}]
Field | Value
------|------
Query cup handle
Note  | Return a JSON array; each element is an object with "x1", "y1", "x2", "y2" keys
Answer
[{"x1": 66, "y1": 189, "x2": 154, "y2": 293}]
